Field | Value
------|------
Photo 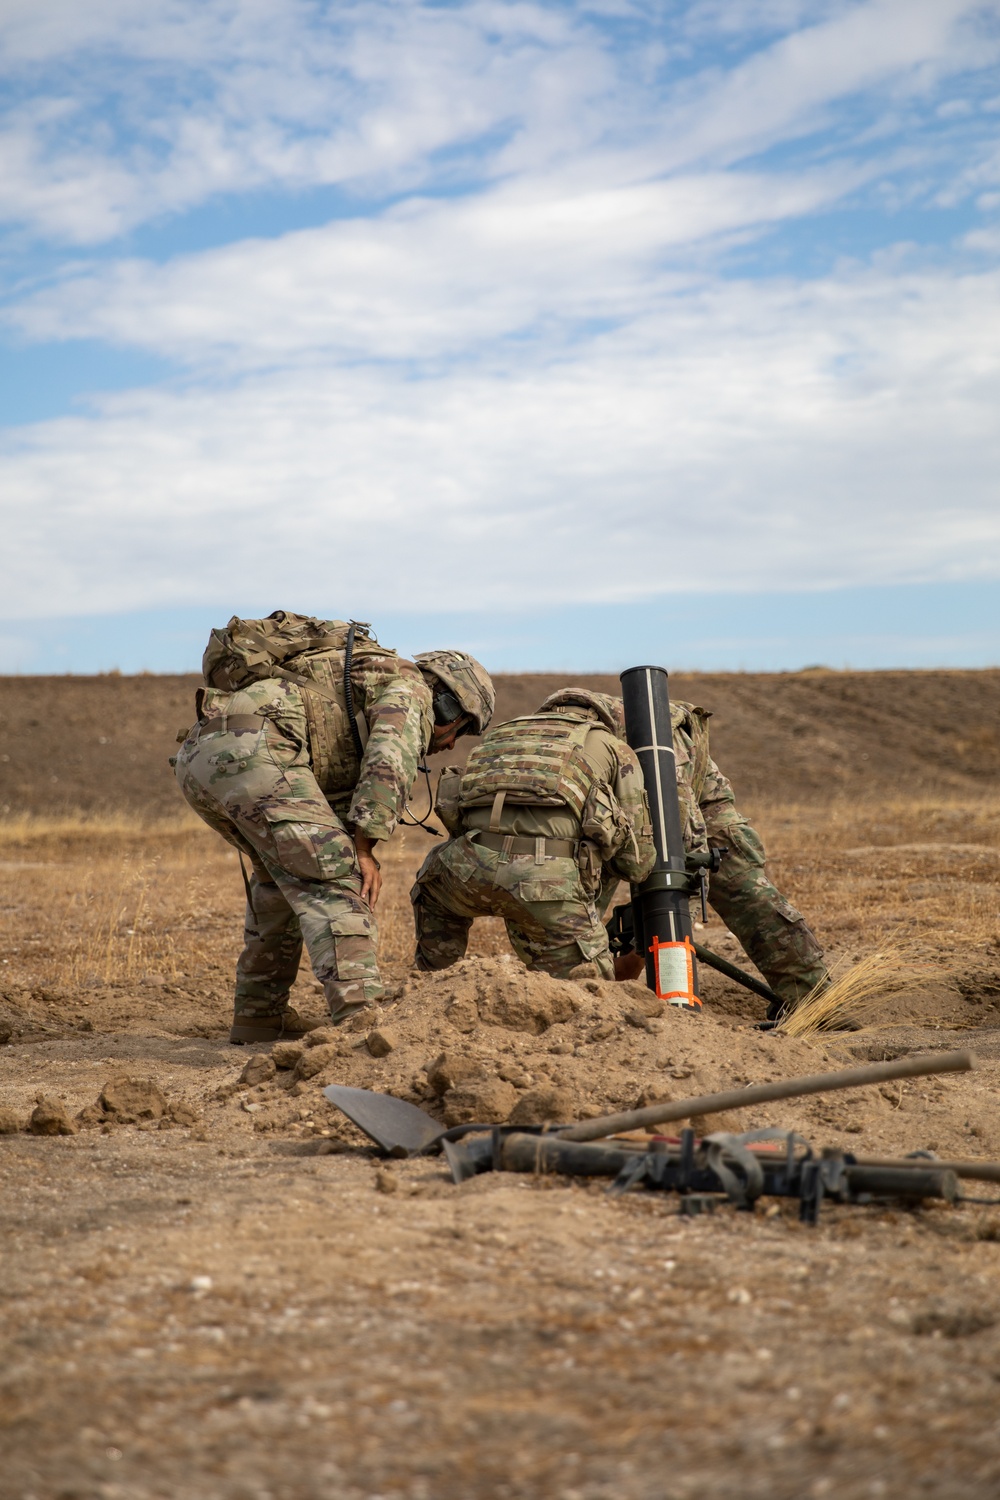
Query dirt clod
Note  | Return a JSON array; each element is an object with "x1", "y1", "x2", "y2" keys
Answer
[
  {"x1": 0, "y1": 1104, "x2": 22, "y2": 1133},
  {"x1": 240, "y1": 1054, "x2": 276, "y2": 1086},
  {"x1": 443, "y1": 996, "x2": 478, "y2": 1033},
  {"x1": 442, "y1": 1077, "x2": 519, "y2": 1126},
  {"x1": 426, "y1": 1051, "x2": 485, "y2": 1096},
  {"x1": 99, "y1": 1076, "x2": 168, "y2": 1122},
  {"x1": 476, "y1": 965, "x2": 581, "y2": 1033},
  {"x1": 619, "y1": 984, "x2": 665, "y2": 1016},
  {"x1": 507, "y1": 1085, "x2": 578, "y2": 1126},
  {"x1": 28, "y1": 1094, "x2": 76, "y2": 1135},
  {"x1": 272, "y1": 1041, "x2": 306, "y2": 1070},
  {"x1": 293, "y1": 1043, "x2": 340, "y2": 1080},
  {"x1": 168, "y1": 1100, "x2": 200, "y2": 1126},
  {"x1": 304, "y1": 1026, "x2": 340, "y2": 1048},
  {"x1": 366, "y1": 1026, "x2": 398, "y2": 1057}
]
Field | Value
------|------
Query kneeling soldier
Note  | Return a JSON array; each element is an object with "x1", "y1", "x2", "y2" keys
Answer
[
  {"x1": 174, "y1": 613, "x2": 494, "y2": 1043},
  {"x1": 412, "y1": 686, "x2": 830, "y2": 1016},
  {"x1": 411, "y1": 688, "x2": 656, "y2": 980},
  {"x1": 666, "y1": 696, "x2": 830, "y2": 1018}
]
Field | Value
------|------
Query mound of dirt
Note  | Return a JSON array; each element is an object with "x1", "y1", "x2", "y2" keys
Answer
[{"x1": 230, "y1": 955, "x2": 852, "y2": 1144}]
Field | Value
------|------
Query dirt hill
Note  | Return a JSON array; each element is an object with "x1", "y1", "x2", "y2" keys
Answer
[{"x1": 1, "y1": 668, "x2": 998, "y2": 819}]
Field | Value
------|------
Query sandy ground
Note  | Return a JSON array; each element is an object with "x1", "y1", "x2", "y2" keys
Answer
[{"x1": 2, "y1": 788, "x2": 1000, "y2": 1499}]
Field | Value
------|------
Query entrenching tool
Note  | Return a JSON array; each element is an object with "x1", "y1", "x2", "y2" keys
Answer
[
  {"x1": 323, "y1": 1049, "x2": 974, "y2": 1162},
  {"x1": 321, "y1": 1083, "x2": 547, "y2": 1159},
  {"x1": 322, "y1": 1085, "x2": 449, "y2": 1156}
]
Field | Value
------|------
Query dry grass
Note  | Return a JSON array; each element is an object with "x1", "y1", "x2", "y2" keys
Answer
[
  {"x1": 0, "y1": 812, "x2": 198, "y2": 842},
  {"x1": 0, "y1": 797, "x2": 996, "y2": 1019},
  {"x1": 777, "y1": 946, "x2": 943, "y2": 1037},
  {"x1": 0, "y1": 817, "x2": 509, "y2": 1002},
  {"x1": 754, "y1": 794, "x2": 1000, "y2": 960},
  {"x1": 57, "y1": 855, "x2": 182, "y2": 986}
]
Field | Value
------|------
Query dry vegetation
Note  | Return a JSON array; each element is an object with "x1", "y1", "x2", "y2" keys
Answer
[
  {"x1": 2, "y1": 794, "x2": 997, "y2": 1035},
  {"x1": 2, "y1": 686, "x2": 1000, "y2": 1499}
]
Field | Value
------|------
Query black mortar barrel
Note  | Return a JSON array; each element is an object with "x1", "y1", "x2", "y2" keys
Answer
[{"x1": 620, "y1": 665, "x2": 699, "y2": 1005}]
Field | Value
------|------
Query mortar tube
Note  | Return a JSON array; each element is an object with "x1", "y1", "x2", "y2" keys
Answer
[{"x1": 620, "y1": 664, "x2": 699, "y2": 1005}]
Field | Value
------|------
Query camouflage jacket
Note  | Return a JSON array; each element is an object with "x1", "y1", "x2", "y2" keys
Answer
[
  {"x1": 671, "y1": 701, "x2": 739, "y2": 855},
  {"x1": 198, "y1": 654, "x2": 433, "y2": 842}
]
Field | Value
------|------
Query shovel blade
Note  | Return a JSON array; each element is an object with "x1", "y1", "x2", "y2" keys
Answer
[{"x1": 323, "y1": 1084, "x2": 445, "y2": 1156}]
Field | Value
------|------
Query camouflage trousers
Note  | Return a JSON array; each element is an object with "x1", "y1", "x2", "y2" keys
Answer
[
  {"x1": 706, "y1": 817, "x2": 828, "y2": 1006},
  {"x1": 174, "y1": 722, "x2": 382, "y2": 1020},
  {"x1": 411, "y1": 833, "x2": 615, "y2": 980}
]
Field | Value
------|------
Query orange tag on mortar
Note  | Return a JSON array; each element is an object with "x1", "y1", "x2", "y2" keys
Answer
[{"x1": 649, "y1": 936, "x2": 700, "y2": 1008}]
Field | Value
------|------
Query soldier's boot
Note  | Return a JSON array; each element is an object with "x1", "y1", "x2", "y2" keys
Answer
[{"x1": 229, "y1": 1008, "x2": 324, "y2": 1045}]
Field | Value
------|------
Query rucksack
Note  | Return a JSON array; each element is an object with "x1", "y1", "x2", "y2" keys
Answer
[
  {"x1": 203, "y1": 612, "x2": 369, "y2": 691},
  {"x1": 201, "y1": 612, "x2": 396, "y2": 793}
]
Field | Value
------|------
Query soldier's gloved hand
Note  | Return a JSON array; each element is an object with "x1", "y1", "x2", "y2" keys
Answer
[{"x1": 353, "y1": 833, "x2": 383, "y2": 909}]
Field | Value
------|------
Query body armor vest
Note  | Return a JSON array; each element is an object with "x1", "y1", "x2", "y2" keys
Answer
[{"x1": 459, "y1": 711, "x2": 597, "y2": 819}]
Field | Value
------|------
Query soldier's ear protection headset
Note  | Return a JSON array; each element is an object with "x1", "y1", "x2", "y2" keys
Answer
[{"x1": 433, "y1": 688, "x2": 473, "y2": 736}]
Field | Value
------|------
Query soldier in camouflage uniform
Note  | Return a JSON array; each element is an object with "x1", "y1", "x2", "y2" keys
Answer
[
  {"x1": 667, "y1": 698, "x2": 829, "y2": 1015},
  {"x1": 174, "y1": 614, "x2": 494, "y2": 1043},
  {"x1": 411, "y1": 689, "x2": 657, "y2": 981},
  {"x1": 413, "y1": 688, "x2": 829, "y2": 1013}
]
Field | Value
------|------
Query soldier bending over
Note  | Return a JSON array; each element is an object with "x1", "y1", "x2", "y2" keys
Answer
[{"x1": 175, "y1": 613, "x2": 494, "y2": 1043}]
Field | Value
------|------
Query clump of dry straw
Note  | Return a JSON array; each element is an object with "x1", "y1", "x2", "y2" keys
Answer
[{"x1": 778, "y1": 946, "x2": 939, "y2": 1037}]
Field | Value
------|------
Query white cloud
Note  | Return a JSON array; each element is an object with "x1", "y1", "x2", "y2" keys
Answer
[
  {"x1": 655, "y1": 0, "x2": 999, "y2": 172},
  {"x1": 2, "y1": 264, "x2": 998, "y2": 620},
  {"x1": 0, "y1": 1, "x2": 612, "y2": 243},
  {"x1": 1, "y1": 0, "x2": 997, "y2": 244},
  {"x1": 2, "y1": 0, "x2": 999, "y2": 636},
  {"x1": 7, "y1": 162, "x2": 870, "y2": 364}
]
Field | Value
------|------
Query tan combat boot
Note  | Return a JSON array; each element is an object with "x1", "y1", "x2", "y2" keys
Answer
[{"x1": 228, "y1": 1007, "x2": 323, "y2": 1046}]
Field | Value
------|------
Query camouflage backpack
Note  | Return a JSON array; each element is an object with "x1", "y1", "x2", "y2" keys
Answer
[{"x1": 201, "y1": 612, "x2": 397, "y2": 794}]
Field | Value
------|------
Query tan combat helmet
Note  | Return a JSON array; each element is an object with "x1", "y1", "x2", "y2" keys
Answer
[
  {"x1": 537, "y1": 687, "x2": 626, "y2": 739},
  {"x1": 415, "y1": 650, "x2": 496, "y2": 736}
]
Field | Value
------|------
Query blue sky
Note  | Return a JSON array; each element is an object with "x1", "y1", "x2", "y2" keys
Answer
[{"x1": 1, "y1": 0, "x2": 998, "y2": 674}]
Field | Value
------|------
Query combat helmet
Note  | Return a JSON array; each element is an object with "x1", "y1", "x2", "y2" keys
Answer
[
  {"x1": 537, "y1": 688, "x2": 626, "y2": 739},
  {"x1": 414, "y1": 650, "x2": 495, "y2": 736}
]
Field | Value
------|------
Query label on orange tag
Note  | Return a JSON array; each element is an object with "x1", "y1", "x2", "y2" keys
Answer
[{"x1": 650, "y1": 936, "x2": 700, "y2": 1008}]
